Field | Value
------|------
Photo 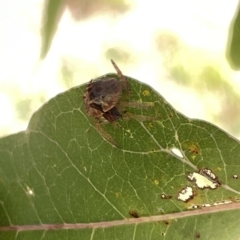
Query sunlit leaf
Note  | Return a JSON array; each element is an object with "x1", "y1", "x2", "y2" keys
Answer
[{"x1": 0, "y1": 74, "x2": 240, "y2": 239}]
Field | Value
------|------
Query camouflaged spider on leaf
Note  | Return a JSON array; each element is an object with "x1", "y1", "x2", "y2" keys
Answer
[
  {"x1": 83, "y1": 59, "x2": 128, "y2": 123},
  {"x1": 83, "y1": 60, "x2": 157, "y2": 147}
]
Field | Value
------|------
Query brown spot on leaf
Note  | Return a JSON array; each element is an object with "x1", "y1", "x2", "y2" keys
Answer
[
  {"x1": 188, "y1": 143, "x2": 199, "y2": 155},
  {"x1": 129, "y1": 210, "x2": 139, "y2": 218},
  {"x1": 195, "y1": 232, "x2": 201, "y2": 238}
]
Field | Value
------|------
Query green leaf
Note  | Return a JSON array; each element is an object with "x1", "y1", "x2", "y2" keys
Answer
[
  {"x1": 226, "y1": 3, "x2": 240, "y2": 69},
  {"x1": 40, "y1": 0, "x2": 64, "y2": 59},
  {"x1": 1, "y1": 75, "x2": 240, "y2": 239}
]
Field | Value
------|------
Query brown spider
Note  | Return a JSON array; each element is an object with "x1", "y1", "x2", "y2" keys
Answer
[
  {"x1": 83, "y1": 59, "x2": 128, "y2": 123},
  {"x1": 83, "y1": 60, "x2": 156, "y2": 147}
]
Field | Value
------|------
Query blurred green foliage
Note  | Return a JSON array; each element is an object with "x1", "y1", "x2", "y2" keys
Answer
[
  {"x1": 169, "y1": 65, "x2": 190, "y2": 85},
  {"x1": 16, "y1": 99, "x2": 32, "y2": 121},
  {"x1": 226, "y1": 1, "x2": 240, "y2": 69},
  {"x1": 156, "y1": 30, "x2": 240, "y2": 136},
  {"x1": 40, "y1": 0, "x2": 129, "y2": 59},
  {"x1": 40, "y1": 0, "x2": 64, "y2": 59},
  {"x1": 105, "y1": 47, "x2": 131, "y2": 63}
]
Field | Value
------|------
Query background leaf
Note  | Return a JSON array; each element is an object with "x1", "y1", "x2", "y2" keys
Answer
[
  {"x1": 40, "y1": 0, "x2": 64, "y2": 59},
  {"x1": 1, "y1": 75, "x2": 240, "y2": 239},
  {"x1": 226, "y1": 1, "x2": 240, "y2": 69}
]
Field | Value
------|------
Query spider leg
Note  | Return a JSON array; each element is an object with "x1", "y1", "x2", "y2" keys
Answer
[
  {"x1": 119, "y1": 101, "x2": 155, "y2": 109},
  {"x1": 117, "y1": 101, "x2": 160, "y2": 122},
  {"x1": 111, "y1": 59, "x2": 128, "y2": 90},
  {"x1": 103, "y1": 107, "x2": 122, "y2": 123},
  {"x1": 94, "y1": 119, "x2": 120, "y2": 148},
  {"x1": 93, "y1": 101, "x2": 159, "y2": 148},
  {"x1": 122, "y1": 111, "x2": 160, "y2": 122}
]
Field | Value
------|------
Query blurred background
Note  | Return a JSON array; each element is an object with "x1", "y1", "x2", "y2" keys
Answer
[{"x1": 1, "y1": 0, "x2": 240, "y2": 139}]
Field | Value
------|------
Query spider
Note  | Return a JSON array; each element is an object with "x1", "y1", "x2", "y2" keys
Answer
[
  {"x1": 83, "y1": 59, "x2": 128, "y2": 123},
  {"x1": 83, "y1": 60, "x2": 156, "y2": 147}
]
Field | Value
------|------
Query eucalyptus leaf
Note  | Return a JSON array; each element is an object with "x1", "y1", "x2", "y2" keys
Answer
[
  {"x1": 40, "y1": 0, "x2": 64, "y2": 59},
  {"x1": 0, "y1": 74, "x2": 240, "y2": 239},
  {"x1": 227, "y1": 2, "x2": 240, "y2": 69}
]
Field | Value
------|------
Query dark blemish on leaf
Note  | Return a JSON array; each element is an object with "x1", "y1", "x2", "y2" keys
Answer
[
  {"x1": 148, "y1": 122, "x2": 154, "y2": 127},
  {"x1": 199, "y1": 168, "x2": 217, "y2": 180},
  {"x1": 195, "y1": 232, "x2": 201, "y2": 238},
  {"x1": 161, "y1": 194, "x2": 172, "y2": 199},
  {"x1": 188, "y1": 143, "x2": 199, "y2": 155},
  {"x1": 129, "y1": 210, "x2": 139, "y2": 218}
]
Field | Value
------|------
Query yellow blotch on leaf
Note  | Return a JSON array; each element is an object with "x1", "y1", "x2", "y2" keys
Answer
[
  {"x1": 142, "y1": 90, "x2": 150, "y2": 96},
  {"x1": 154, "y1": 179, "x2": 159, "y2": 185}
]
